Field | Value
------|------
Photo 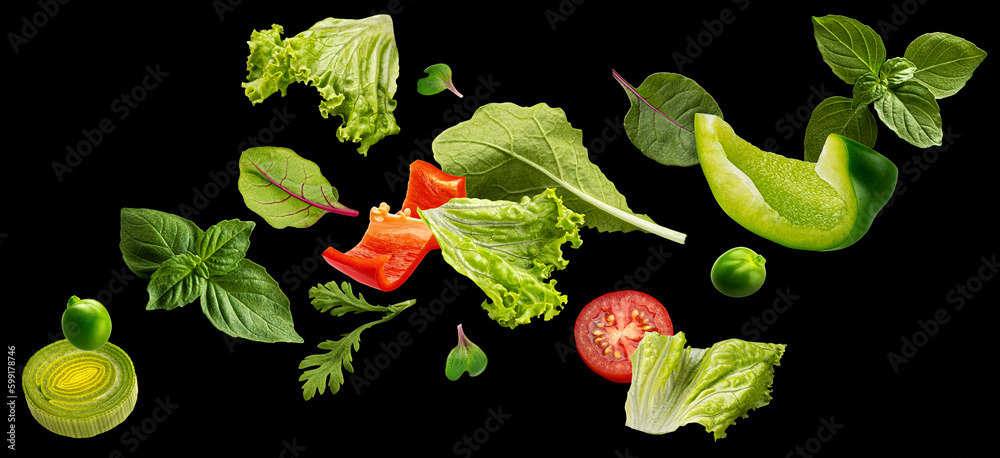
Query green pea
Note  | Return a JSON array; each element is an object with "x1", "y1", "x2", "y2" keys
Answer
[
  {"x1": 710, "y1": 247, "x2": 767, "y2": 298},
  {"x1": 62, "y1": 296, "x2": 112, "y2": 351}
]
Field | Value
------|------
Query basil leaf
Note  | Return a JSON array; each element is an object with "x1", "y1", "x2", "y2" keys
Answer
[
  {"x1": 812, "y1": 15, "x2": 886, "y2": 84},
  {"x1": 803, "y1": 96, "x2": 878, "y2": 163},
  {"x1": 880, "y1": 57, "x2": 917, "y2": 87},
  {"x1": 432, "y1": 102, "x2": 686, "y2": 244},
  {"x1": 195, "y1": 220, "x2": 255, "y2": 276},
  {"x1": 146, "y1": 253, "x2": 209, "y2": 311},
  {"x1": 614, "y1": 71, "x2": 723, "y2": 167},
  {"x1": 200, "y1": 259, "x2": 303, "y2": 343},
  {"x1": 120, "y1": 208, "x2": 203, "y2": 278},
  {"x1": 874, "y1": 81, "x2": 943, "y2": 148},
  {"x1": 237, "y1": 147, "x2": 356, "y2": 229},
  {"x1": 904, "y1": 32, "x2": 987, "y2": 99},
  {"x1": 419, "y1": 189, "x2": 583, "y2": 329},
  {"x1": 851, "y1": 73, "x2": 888, "y2": 111}
]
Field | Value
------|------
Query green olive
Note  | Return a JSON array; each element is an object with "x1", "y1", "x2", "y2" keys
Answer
[
  {"x1": 62, "y1": 296, "x2": 112, "y2": 351},
  {"x1": 710, "y1": 247, "x2": 767, "y2": 298}
]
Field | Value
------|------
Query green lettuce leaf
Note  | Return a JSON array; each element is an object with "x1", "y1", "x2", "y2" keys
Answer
[
  {"x1": 624, "y1": 331, "x2": 785, "y2": 440},
  {"x1": 432, "y1": 102, "x2": 686, "y2": 244},
  {"x1": 419, "y1": 189, "x2": 584, "y2": 329},
  {"x1": 242, "y1": 16, "x2": 400, "y2": 155}
]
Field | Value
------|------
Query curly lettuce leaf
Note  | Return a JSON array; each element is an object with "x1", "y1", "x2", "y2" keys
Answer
[
  {"x1": 625, "y1": 332, "x2": 785, "y2": 440},
  {"x1": 419, "y1": 189, "x2": 583, "y2": 329},
  {"x1": 242, "y1": 16, "x2": 400, "y2": 155}
]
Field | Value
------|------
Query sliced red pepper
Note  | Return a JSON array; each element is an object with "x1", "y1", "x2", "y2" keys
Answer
[{"x1": 321, "y1": 160, "x2": 466, "y2": 292}]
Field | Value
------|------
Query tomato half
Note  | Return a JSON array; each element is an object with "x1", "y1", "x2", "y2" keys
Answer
[{"x1": 574, "y1": 290, "x2": 673, "y2": 383}]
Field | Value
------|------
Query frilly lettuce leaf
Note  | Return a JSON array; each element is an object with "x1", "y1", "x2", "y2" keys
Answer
[
  {"x1": 242, "y1": 16, "x2": 400, "y2": 156},
  {"x1": 419, "y1": 188, "x2": 584, "y2": 329},
  {"x1": 625, "y1": 331, "x2": 785, "y2": 440}
]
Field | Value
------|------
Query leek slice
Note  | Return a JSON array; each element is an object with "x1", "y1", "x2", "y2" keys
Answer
[{"x1": 23, "y1": 339, "x2": 138, "y2": 438}]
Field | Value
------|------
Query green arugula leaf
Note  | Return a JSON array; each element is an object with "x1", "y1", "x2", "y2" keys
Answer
[
  {"x1": 120, "y1": 208, "x2": 203, "y2": 278},
  {"x1": 613, "y1": 70, "x2": 723, "y2": 167},
  {"x1": 445, "y1": 324, "x2": 487, "y2": 381},
  {"x1": 851, "y1": 73, "x2": 888, "y2": 110},
  {"x1": 880, "y1": 57, "x2": 917, "y2": 86},
  {"x1": 195, "y1": 220, "x2": 255, "y2": 276},
  {"x1": 812, "y1": 15, "x2": 886, "y2": 84},
  {"x1": 242, "y1": 16, "x2": 400, "y2": 155},
  {"x1": 904, "y1": 32, "x2": 987, "y2": 99},
  {"x1": 624, "y1": 331, "x2": 785, "y2": 439},
  {"x1": 419, "y1": 189, "x2": 583, "y2": 329},
  {"x1": 200, "y1": 259, "x2": 303, "y2": 343},
  {"x1": 146, "y1": 253, "x2": 209, "y2": 311},
  {"x1": 417, "y1": 63, "x2": 463, "y2": 97},
  {"x1": 299, "y1": 281, "x2": 415, "y2": 400},
  {"x1": 238, "y1": 146, "x2": 358, "y2": 229},
  {"x1": 803, "y1": 96, "x2": 878, "y2": 163},
  {"x1": 874, "y1": 81, "x2": 943, "y2": 148},
  {"x1": 432, "y1": 102, "x2": 687, "y2": 244}
]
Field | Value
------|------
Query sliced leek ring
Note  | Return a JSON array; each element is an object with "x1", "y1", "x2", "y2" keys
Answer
[{"x1": 23, "y1": 339, "x2": 138, "y2": 438}]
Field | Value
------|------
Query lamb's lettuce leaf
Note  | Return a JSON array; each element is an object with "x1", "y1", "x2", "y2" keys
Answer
[
  {"x1": 242, "y1": 16, "x2": 400, "y2": 155},
  {"x1": 624, "y1": 331, "x2": 785, "y2": 440},
  {"x1": 419, "y1": 189, "x2": 583, "y2": 329},
  {"x1": 432, "y1": 102, "x2": 686, "y2": 244}
]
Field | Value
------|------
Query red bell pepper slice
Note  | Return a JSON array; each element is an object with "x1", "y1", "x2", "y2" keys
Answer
[{"x1": 321, "y1": 161, "x2": 466, "y2": 292}]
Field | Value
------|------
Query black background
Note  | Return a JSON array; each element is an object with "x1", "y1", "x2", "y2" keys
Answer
[{"x1": 6, "y1": 0, "x2": 997, "y2": 456}]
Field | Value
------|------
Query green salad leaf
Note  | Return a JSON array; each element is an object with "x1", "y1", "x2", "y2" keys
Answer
[
  {"x1": 417, "y1": 63, "x2": 463, "y2": 97},
  {"x1": 242, "y1": 16, "x2": 400, "y2": 155},
  {"x1": 811, "y1": 15, "x2": 886, "y2": 84},
  {"x1": 238, "y1": 146, "x2": 358, "y2": 229},
  {"x1": 419, "y1": 188, "x2": 583, "y2": 329},
  {"x1": 299, "y1": 281, "x2": 415, "y2": 400},
  {"x1": 432, "y1": 102, "x2": 687, "y2": 244},
  {"x1": 613, "y1": 70, "x2": 723, "y2": 167},
  {"x1": 803, "y1": 97, "x2": 878, "y2": 163},
  {"x1": 121, "y1": 209, "x2": 302, "y2": 343},
  {"x1": 445, "y1": 324, "x2": 487, "y2": 381},
  {"x1": 905, "y1": 32, "x2": 987, "y2": 99},
  {"x1": 874, "y1": 80, "x2": 942, "y2": 148},
  {"x1": 624, "y1": 331, "x2": 785, "y2": 440}
]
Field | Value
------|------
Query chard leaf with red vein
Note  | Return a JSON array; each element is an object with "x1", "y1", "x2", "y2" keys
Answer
[{"x1": 238, "y1": 146, "x2": 358, "y2": 229}]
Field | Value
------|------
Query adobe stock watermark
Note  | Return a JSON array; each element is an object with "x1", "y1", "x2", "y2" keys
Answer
[
  {"x1": 612, "y1": 245, "x2": 672, "y2": 292},
  {"x1": 280, "y1": 235, "x2": 342, "y2": 293},
  {"x1": 51, "y1": 64, "x2": 169, "y2": 182},
  {"x1": 108, "y1": 396, "x2": 180, "y2": 457},
  {"x1": 761, "y1": 84, "x2": 835, "y2": 154},
  {"x1": 544, "y1": 0, "x2": 586, "y2": 31},
  {"x1": 877, "y1": 126, "x2": 961, "y2": 219},
  {"x1": 348, "y1": 276, "x2": 468, "y2": 395},
  {"x1": 784, "y1": 416, "x2": 844, "y2": 458},
  {"x1": 7, "y1": 0, "x2": 70, "y2": 54},
  {"x1": 586, "y1": 116, "x2": 625, "y2": 162},
  {"x1": 740, "y1": 287, "x2": 801, "y2": 341},
  {"x1": 887, "y1": 253, "x2": 996, "y2": 373},
  {"x1": 277, "y1": 438, "x2": 306, "y2": 458},
  {"x1": 177, "y1": 105, "x2": 296, "y2": 218},
  {"x1": 383, "y1": 74, "x2": 501, "y2": 192},
  {"x1": 876, "y1": 0, "x2": 930, "y2": 44},
  {"x1": 452, "y1": 406, "x2": 511, "y2": 457},
  {"x1": 671, "y1": 0, "x2": 751, "y2": 73}
]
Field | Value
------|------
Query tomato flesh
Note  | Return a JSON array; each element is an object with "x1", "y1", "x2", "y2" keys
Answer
[{"x1": 574, "y1": 290, "x2": 673, "y2": 383}]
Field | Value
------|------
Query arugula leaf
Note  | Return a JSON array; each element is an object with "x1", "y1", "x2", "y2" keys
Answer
[
  {"x1": 420, "y1": 189, "x2": 583, "y2": 329},
  {"x1": 242, "y1": 16, "x2": 400, "y2": 155},
  {"x1": 417, "y1": 63, "x2": 463, "y2": 98},
  {"x1": 874, "y1": 80, "x2": 943, "y2": 148},
  {"x1": 905, "y1": 32, "x2": 987, "y2": 99},
  {"x1": 120, "y1": 208, "x2": 203, "y2": 278},
  {"x1": 200, "y1": 259, "x2": 302, "y2": 344},
  {"x1": 195, "y1": 220, "x2": 255, "y2": 276},
  {"x1": 812, "y1": 15, "x2": 886, "y2": 84},
  {"x1": 432, "y1": 102, "x2": 687, "y2": 244},
  {"x1": 803, "y1": 96, "x2": 878, "y2": 162},
  {"x1": 299, "y1": 281, "x2": 415, "y2": 400},
  {"x1": 613, "y1": 70, "x2": 723, "y2": 167},
  {"x1": 624, "y1": 332, "x2": 785, "y2": 439},
  {"x1": 146, "y1": 253, "x2": 209, "y2": 311},
  {"x1": 238, "y1": 146, "x2": 358, "y2": 229}
]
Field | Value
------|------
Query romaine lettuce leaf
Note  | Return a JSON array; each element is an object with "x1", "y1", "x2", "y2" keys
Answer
[
  {"x1": 624, "y1": 332, "x2": 785, "y2": 439},
  {"x1": 242, "y1": 16, "x2": 400, "y2": 155},
  {"x1": 419, "y1": 188, "x2": 583, "y2": 329}
]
